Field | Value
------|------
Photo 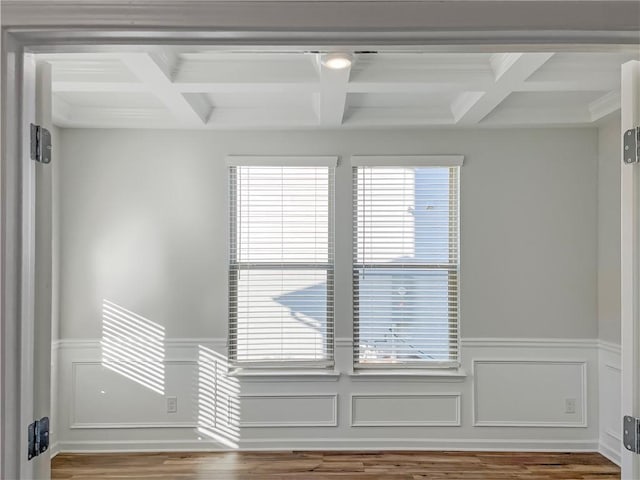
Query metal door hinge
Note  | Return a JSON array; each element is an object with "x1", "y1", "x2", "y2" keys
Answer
[
  {"x1": 27, "y1": 417, "x2": 49, "y2": 460},
  {"x1": 30, "y1": 124, "x2": 51, "y2": 164},
  {"x1": 624, "y1": 127, "x2": 640, "y2": 165},
  {"x1": 624, "y1": 415, "x2": 640, "y2": 453}
]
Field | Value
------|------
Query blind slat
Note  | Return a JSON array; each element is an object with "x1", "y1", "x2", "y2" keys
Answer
[
  {"x1": 353, "y1": 165, "x2": 460, "y2": 368},
  {"x1": 229, "y1": 165, "x2": 335, "y2": 367}
]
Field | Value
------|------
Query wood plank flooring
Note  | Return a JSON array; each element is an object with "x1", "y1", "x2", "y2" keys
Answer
[{"x1": 52, "y1": 451, "x2": 620, "y2": 479}]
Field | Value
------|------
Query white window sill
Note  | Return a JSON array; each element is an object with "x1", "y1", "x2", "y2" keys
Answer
[
  {"x1": 228, "y1": 369, "x2": 341, "y2": 382},
  {"x1": 349, "y1": 368, "x2": 467, "y2": 381}
]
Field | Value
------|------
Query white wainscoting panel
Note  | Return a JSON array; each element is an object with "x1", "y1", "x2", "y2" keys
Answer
[
  {"x1": 55, "y1": 337, "x2": 601, "y2": 453},
  {"x1": 71, "y1": 361, "x2": 197, "y2": 429},
  {"x1": 599, "y1": 341, "x2": 621, "y2": 466},
  {"x1": 351, "y1": 394, "x2": 461, "y2": 427},
  {"x1": 240, "y1": 394, "x2": 338, "y2": 427},
  {"x1": 473, "y1": 360, "x2": 587, "y2": 427}
]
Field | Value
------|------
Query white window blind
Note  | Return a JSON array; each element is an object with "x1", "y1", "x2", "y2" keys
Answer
[
  {"x1": 353, "y1": 156, "x2": 461, "y2": 368},
  {"x1": 228, "y1": 157, "x2": 336, "y2": 368}
]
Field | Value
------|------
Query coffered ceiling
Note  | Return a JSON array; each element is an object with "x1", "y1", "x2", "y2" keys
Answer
[{"x1": 37, "y1": 50, "x2": 637, "y2": 129}]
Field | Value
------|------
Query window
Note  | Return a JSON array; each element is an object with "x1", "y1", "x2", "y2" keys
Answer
[
  {"x1": 228, "y1": 156, "x2": 336, "y2": 369},
  {"x1": 352, "y1": 156, "x2": 462, "y2": 369}
]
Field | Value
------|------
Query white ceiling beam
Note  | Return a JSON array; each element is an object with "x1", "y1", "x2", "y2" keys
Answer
[
  {"x1": 315, "y1": 55, "x2": 351, "y2": 126},
  {"x1": 454, "y1": 53, "x2": 554, "y2": 125},
  {"x1": 52, "y1": 105, "x2": 175, "y2": 129},
  {"x1": 589, "y1": 91, "x2": 621, "y2": 122},
  {"x1": 52, "y1": 78, "x2": 619, "y2": 96},
  {"x1": 519, "y1": 79, "x2": 621, "y2": 92},
  {"x1": 52, "y1": 80, "x2": 317, "y2": 94},
  {"x1": 53, "y1": 105, "x2": 319, "y2": 129},
  {"x1": 343, "y1": 107, "x2": 455, "y2": 126},
  {"x1": 52, "y1": 82, "x2": 148, "y2": 93},
  {"x1": 53, "y1": 102, "x2": 601, "y2": 130},
  {"x1": 347, "y1": 81, "x2": 491, "y2": 94},
  {"x1": 52, "y1": 95, "x2": 73, "y2": 124},
  {"x1": 174, "y1": 82, "x2": 316, "y2": 94},
  {"x1": 479, "y1": 107, "x2": 592, "y2": 126},
  {"x1": 120, "y1": 52, "x2": 212, "y2": 126}
]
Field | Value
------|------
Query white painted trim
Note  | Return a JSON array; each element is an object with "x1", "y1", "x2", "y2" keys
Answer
[
  {"x1": 600, "y1": 442, "x2": 622, "y2": 467},
  {"x1": 335, "y1": 338, "x2": 352, "y2": 347},
  {"x1": 589, "y1": 91, "x2": 621, "y2": 122},
  {"x1": 3, "y1": 2, "x2": 640, "y2": 45},
  {"x1": 230, "y1": 370, "x2": 341, "y2": 382},
  {"x1": 350, "y1": 393, "x2": 461, "y2": 427},
  {"x1": 605, "y1": 362, "x2": 622, "y2": 373},
  {"x1": 69, "y1": 360, "x2": 197, "y2": 429},
  {"x1": 472, "y1": 359, "x2": 588, "y2": 428},
  {"x1": 239, "y1": 394, "x2": 338, "y2": 427},
  {"x1": 348, "y1": 369, "x2": 467, "y2": 380},
  {"x1": 316, "y1": 54, "x2": 351, "y2": 126},
  {"x1": 456, "y1": 53, "x2": 554, "y2": 124},
  {"x1": 71, "y1": 422, "x2": 198, "y2": 430},
  {"x1": 57, "y1": 337, "x2": 604, "y2": 350},
  {"x1": 49, "y1": 443, "x2": 60, "y2": 459},
  {"x1": 620, "y1": 60, "x2": 640, "y2": 479},
  {"x1": 55, "y1": 438, "x2": 601, "y2": 454},
  {"x1": 598, "y1": 341, "x2": 622, "y2": 469},
  {"x1": 56, "y1": 338, "x2": 226, "y2": 350},
  {"x1": 463, "y1": 338, "x2": 598, "y2": 349},
  {"x1": 120, "y1": 53, "x2": 211, "y2": 126},
  {"x1": 0, "y1": 22, "x2": 632, "y2": 480},
  {"x1": 18, "y1": 52, "x2": 37, "y2": 480},
  {"x1": 606, "y1": 429, "x2": 622, "y2": 442},
  {"x1": 599, "y1": 339, "x2": 622, "y2": 355},
  {"x1": 226, "y1": 155, "x2": 339, "y2": 167},
  {"x1": 351, "y1": 155, "x2": 464, "y2": 167}
]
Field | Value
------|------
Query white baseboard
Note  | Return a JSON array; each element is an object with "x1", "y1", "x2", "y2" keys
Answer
[
  {"x1": 50, "y1": 442, "x2": 60, "y2": 459},
  {"x1": 599, "y1": 442, "x2": 621, "y2": 466},
  {"x1": 56, "y1": 438, "x2": 600, "y2": 454}
]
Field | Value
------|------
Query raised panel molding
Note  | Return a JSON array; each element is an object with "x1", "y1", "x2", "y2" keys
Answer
[
  {"x1": 56, "y1": 337, "x2": 602, "y2": 454},
  {"x1": 70, "y1": 361, "x2": 198, "y2": 430},
  {"x1": 350, "y1": 393, "x2": 461, "y2": 427},
  {"x1": 598, "y1": 343, "x2": 621, "y2": 466},
  {"x1": 473, "y1": 360, "x2": 588, "y2": 428},
  {"x1": 240, "y1": 394, "x2": 338, "y2": 427}
]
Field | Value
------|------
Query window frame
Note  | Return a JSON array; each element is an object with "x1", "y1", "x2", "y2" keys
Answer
[
  {"x1": 351, "y1": 156, "x2": 463, "y2": 370},
  {"x1": 227, "y1": 156, "x2": 337, "y2": 370}
]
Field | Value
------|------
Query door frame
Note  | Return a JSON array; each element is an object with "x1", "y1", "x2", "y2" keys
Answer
[
  {"x1": 621, "y1": 60, "x2": 640, "y2": 479},
  {"x1": 2, "y1": 4, "x2": 639, "y2": 478}
]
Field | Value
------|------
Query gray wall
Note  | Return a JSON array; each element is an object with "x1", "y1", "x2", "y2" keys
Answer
[
  {"x1": 58, "y1": 127, "x2": 598, "y2": 341},
  {"x1": 597, "y1": 117, "x2": 622, "y2": 345}
]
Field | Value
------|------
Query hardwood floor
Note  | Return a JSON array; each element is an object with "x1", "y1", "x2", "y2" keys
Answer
[{"x1": 52, "y1": 451, "x2": 620, "y2": 479}]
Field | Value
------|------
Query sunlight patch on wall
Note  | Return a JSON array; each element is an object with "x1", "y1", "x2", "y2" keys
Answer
[
  {"x1": 101, "y1": 299, "x2": 165, "y2": 395},
  {"x1": 197, "y1": 346, "x2": 240, "y2": 449}
]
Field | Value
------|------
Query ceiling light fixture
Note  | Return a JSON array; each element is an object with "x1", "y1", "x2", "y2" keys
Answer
[{"x1": 322, "y1": 52, "x2": 353, "y2": 70}]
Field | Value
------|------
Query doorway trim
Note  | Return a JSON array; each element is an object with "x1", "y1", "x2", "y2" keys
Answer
[{"x1": 2, "y1": 5, "x2": 639, "y2": 478}]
